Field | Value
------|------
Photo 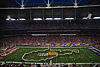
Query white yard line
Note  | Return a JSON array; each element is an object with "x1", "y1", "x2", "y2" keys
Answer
[
  {"x1": 84, "y1": 50, "x2": 91, "y2": 62},
  {"x1": 1, "y1": 47, "x2": 20, "y2": 56},
  {"x1": 88, "y1": 50, "x2": 100, "y2": 61},
  {"x1": 88, "y1": 47, "x2": 100, "y2": 61},
  {"x1": 65, "y1": 55, "x2": 68, "y2": 63},
  {"x1": 73, "y1": 53, "x2": 80, "y2": 63},
  {"x1": 86, "y1": 50, "x2": 98, "y2": 62},
  {"x1": 92, "y1": 46, "x2": 100, "y2": 52},
  {"x1": 1, "y1": 47, "x2": 15, "y2": 55}
]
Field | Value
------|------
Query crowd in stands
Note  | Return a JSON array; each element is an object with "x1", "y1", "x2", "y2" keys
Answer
[
  {"x1": 0, "y1": 35, "x2": 100, "y2": 48},
  {"x1": 0, "y1": 21, "x2": 100, "y2": 30},
  {"x1": 47, "y1": 36, "x2": 100, "y2": 44},
  {"x1": 0, "y1": 63, "x2": 100, "y2": 67}
]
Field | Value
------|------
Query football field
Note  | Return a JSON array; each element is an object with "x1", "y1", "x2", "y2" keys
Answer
[{"x1": 1, "y1": 46, "x2": 100, "y2": 63}]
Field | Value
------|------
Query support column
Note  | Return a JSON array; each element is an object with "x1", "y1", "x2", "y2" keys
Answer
[
  {"x1": 74, "y1": 0, "x2": 77, "y2": 6},
  {"x1": 52, "y1": 8, "x2": 54, "y2": 20},
  {"x1": 62, "y1": 8, "x2": 63, "y2": 20},
  {"x1": 30, "y1": 9, "x2": 32, "y2": 21},
  {"x1": 47, "y1": 0, "x2": 50, "y2": 7},
  {"x1": 74, "y1": 8, "x2": 77, "y2": 20},
  {"x1": 21, "y1": 0, "x2": 24, "y2": 9},
  {"x1": 42, "y1": 9, "x2": 45, "y2": 20}
]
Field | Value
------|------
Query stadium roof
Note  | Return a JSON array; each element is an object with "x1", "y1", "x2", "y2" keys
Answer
[
  {"x1": 14, "y1": 0, "x2": 89, "y2": 6},
  {"x1": 0, "y1": 0, "x2": 100, "y2": 20}
]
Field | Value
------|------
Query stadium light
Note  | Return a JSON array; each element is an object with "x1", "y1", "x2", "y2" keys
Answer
[
  {"x1": 82, "y1": 17, "x2": 87, "y2": 19},
  {"x1": 65, "y1": 18, "x2": 74, "y2": 20},
  {"x1": 93, "y1": 17, "x2": 100, "y2": 19},
  {"x1": 45, "y1": 18, "x2": 53, "y2": 20},
  {"x1": 11, "y1": 18, "x2": 16, "y2": 20},
  {"x1": 6, "y1": 18, "x2": 10, "y2": 20},
  {"x1": 6, "y1": 15, "x2": 16, "y2": 20},
  {"x1": 33, "y1": 18, "x2": 42, "y2": 20},
  {"x1": 6, "y1": 18, "x2": 16, "y2": 20},
  {"x1": 54, "y1": 18, "x2": 62, "y2": 20},
  {"x1": 19, "y1": 18, "x2": 26, "y2": 20}
]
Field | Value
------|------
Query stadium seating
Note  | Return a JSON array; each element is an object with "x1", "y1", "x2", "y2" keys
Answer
[
  {"x1": 1, "y1": 21, "x2": 100, "y2": 31},
  {"x1": 0, "y1": 35, "x2": 100, "y2": 48}
]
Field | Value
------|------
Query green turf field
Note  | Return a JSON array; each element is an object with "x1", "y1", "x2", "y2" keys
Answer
[{"x1": 1, "y1": 46, "x2": 100, "y2": 63}]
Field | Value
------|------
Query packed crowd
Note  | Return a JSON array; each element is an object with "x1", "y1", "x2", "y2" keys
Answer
[
  {"x1": 0, "y1": 35, "x2": 100, "y2": 48},
  {"x1": 0, "y1": 21, "x2": 100, "y2": 30},
  {"x1": 0, "y1": 63, "x2": 99, "y2": 67}
]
